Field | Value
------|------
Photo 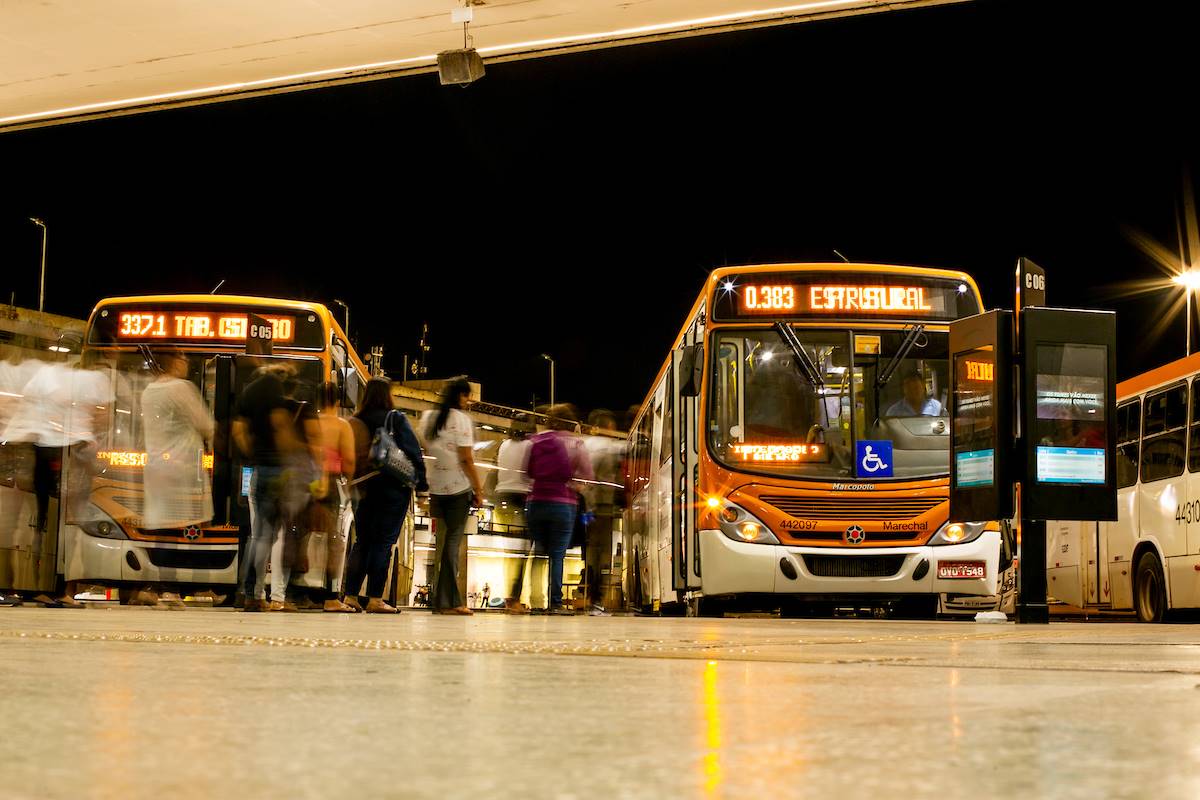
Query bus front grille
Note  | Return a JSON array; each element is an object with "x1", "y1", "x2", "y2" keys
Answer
[
  {"x1": 145, "y1": 548, "x2": 236, "y2": 571},
  {"x1": 760, "y1": 495, "x2": 944, "y2": 520},
  {"x1": 803, "y1": 554, "x2": 906, "y2": 578}
]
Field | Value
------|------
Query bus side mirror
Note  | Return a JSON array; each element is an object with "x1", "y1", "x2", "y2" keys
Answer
[{"x1": 679, "y1": 344, "x2": 702, "y2": 397}]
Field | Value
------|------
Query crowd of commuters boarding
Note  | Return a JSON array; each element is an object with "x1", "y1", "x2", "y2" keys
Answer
[
  {"x1": 232, "y1": 368, "x2": 611, "y2": 615},
  {"x1": 0, "y1": 348, "x2": 617, "y2": 615}
]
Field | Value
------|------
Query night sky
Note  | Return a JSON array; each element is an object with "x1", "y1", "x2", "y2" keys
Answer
[{"x1": 1, "y1": 0, "x2": 1197, "y2": 415}]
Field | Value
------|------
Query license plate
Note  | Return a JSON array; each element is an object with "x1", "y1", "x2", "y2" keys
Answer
[{"x1": 937, "y1": 561, "x2": 985, "y2": 579}]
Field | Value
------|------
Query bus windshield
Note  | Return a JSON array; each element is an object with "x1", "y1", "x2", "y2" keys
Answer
[{"x1": 708, "y1": 327, "x2": 951, "y2": 480}]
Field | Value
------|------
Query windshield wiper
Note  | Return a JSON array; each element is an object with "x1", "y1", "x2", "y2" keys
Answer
[
  {"x1": 773, "y1": 321, "x2": 824, "y2": 390},
  {"x1": 876, "y1": 323, "x2": 925, "y2": 388}
]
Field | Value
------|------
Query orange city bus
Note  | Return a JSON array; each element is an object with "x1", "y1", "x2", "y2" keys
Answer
[
  {"x1": 623, "y1": 264, "x2": 1015, "y2": 617},
  {"x1": 40, "y1": 295, "x2": 370, "y2": 600}
]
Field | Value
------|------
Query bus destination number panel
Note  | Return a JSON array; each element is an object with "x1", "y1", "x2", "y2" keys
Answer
[
  {"x1": 89, "y1": 306, "x2": 323, "y2": 349},
  {"x1": 711, "y1": 271, "x2": 981, "y2": 323}
]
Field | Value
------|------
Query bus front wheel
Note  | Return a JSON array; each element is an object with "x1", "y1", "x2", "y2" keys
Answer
[{"x1": 1133, "y1": 551, "x2": 1167, "y2": 623}]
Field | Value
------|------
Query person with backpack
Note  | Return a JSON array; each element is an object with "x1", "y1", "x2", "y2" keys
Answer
[
  {"x1": 344, "y1": 378, "x2": 426, "y2": 613},
  {"x1": 419, "y1": 378, "x2": 482, "y2": 616},
  {"x1": 525, "y1": 404, "x2": 593, "y2": 615}
]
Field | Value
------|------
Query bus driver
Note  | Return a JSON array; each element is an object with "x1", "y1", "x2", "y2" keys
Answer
[{"x1": 885, "y1": 372, "x2": 943, "y2": 417}]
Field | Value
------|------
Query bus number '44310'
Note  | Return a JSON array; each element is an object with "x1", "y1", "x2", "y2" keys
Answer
[{"x1": 1175, "y1": 501, "x2": 1200, "y2": 524}]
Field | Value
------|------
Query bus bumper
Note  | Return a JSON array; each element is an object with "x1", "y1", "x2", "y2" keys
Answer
[
  {"x1": 698, "y1": 529, "x2": 1000, "y2": 598},
  {"x1": 62, "y1": 526, "x2": 239, "y2": 586}
]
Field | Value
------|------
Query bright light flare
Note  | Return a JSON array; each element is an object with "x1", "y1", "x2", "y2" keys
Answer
[{"x1": 1173, "y1": 272, "x2": 1200, "y2": 290}]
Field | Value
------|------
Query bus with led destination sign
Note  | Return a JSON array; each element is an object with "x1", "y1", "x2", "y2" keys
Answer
[
  {"x1": 0, "y1": 294, "x2": 374, "y2": 604},
  {"x1": 625, "y1": 262, "x2": 1011, "y2": 619}
]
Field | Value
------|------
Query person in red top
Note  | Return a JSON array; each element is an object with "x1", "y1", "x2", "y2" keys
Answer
[{"x1": 524, "y1": 404, "x2": 593, "y2": 614}]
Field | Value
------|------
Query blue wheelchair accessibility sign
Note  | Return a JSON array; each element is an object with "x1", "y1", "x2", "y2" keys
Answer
[{"x1": 856, "y1": 440, "x2": 893, "y2": 478}]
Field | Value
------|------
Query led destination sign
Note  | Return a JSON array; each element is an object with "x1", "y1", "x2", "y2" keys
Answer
[
  {"x1": 116, "y1": 312, "x2": 294, "y2": 343},
  {"x1": 712, "y1": 270, "x2": 980, "y2": 322},
  {"x1": 731, "y1": 443, "x2": 828, "y2": 463}
]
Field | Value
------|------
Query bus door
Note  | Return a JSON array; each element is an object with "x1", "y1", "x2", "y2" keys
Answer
[
  {"x1": 671, "y1": 320, "x2": 703, "y2": 591},
  {"x1": 203, "y1": 355, "x2": 239, "y2": 526}
]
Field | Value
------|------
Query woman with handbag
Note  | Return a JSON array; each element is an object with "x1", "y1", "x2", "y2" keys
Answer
[
  {"x1": 419, "y1": 378, "x2": 482, "y2": 616},
  {"x1": 344, "y1": 378, "x2": 426, "y2": 613}
]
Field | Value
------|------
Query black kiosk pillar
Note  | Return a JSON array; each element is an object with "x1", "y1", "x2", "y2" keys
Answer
[{"x1": 950, "y1": 260, "x2": 1117, "y2": 624}]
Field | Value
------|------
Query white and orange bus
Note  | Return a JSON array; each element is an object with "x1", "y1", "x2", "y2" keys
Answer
[
  {"x1": 624, "y1": 264, "x2": 1015, "y2": 617},
  {"x1": 1048, "y1": 352, "x2": 1200, "y2": 622},
  {"x1": 5, "y1": 295, "x2": 375, "y2": 601}
]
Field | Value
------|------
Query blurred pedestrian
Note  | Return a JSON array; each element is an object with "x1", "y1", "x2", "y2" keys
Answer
[
  {"x1": 419, "y1": 378, "x2": 482, "y2": 616},
  {"x1": 142, "y1": 349, "x2": 214, "y2": 530},
  {"x1": 233, "y1": 363, "x2": 308, "y2": 612},
  {"x1": 266, "y1": 373, "x2": 323, "y2": 612},
  {"x1": 496, "y1": 415, "x2": 534, "y2": 613},
  {"x1": 525, "y1": 404, "x2": 592, "y2": 615},
  {"x1": 345, "y1": 378, "x2": 425, "y2": 613},
  {"x1": 310, "y1": 383, "x2": 357, "y2": 612},
  {"x1": 3, "y1": 353, "x2": 112, "y2": 607},
  {"x1": 582, "y1": 408, "x2": 623, "y2": 615}
]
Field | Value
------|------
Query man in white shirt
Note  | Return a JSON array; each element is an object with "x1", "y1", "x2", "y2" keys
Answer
[{"x1": 885, "y1": 372, "x2": 943, "y2": 417}]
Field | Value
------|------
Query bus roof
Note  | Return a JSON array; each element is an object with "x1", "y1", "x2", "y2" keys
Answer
[
  {"x1": 1118, "y1": 350, "x2": 1200, "y2": 400},
  {"x1": 91, "y1": 294, "x2": 336, "y2": 317},
  {"x1": 630, "y1": 262, "x2": 982, "y2": 422}
]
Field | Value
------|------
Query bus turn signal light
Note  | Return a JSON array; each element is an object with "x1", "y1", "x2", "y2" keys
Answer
[
  {"x1": 738, "y1": 522, "x2": 762, "y2": 541},
  {"x1": 720, "y1": 506, "x2": 738, "y2": 523},
  {"x1": 943, "y1": 524, "x2": 966, "y2": 543}
]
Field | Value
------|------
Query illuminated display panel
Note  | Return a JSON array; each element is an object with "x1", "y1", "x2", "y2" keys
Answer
[
  {"x1": 98, "y1": 451, "x2": 214, "y2": 470},
  {"x1": 711, "y1": 270, "x2": 980, "y2": 322},
  {"x1": 953, "y1": 346, "x2": 997, "y2": 489},
  {"x1": 115, "y1": 312, "x2": 294, "y2": 343},
  {"x1": 88, "y1": 304, "x2": 324, "y2": 349},
  {"x1": 731, "y1": 443, "x2": 828, "y2": 463}
]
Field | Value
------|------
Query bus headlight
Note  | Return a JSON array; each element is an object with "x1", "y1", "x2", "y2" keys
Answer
[
  {"x1": 929, "y1": 521, "x2": 987, "y2": 546},
  {"x1": 716, "y1": 501, "x2": 780, "y2": 545},
  {"x1": 78, "y1": 507, "x2": 128, "y2": 539}
]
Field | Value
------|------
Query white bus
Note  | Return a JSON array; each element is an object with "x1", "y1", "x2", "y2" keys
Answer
[{"x1": 1048, "y1": 351, "x2": 1200, "y2": 621}]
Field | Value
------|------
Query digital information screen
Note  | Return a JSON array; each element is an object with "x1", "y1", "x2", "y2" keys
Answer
[
  {"x1": 953, "y1": 346, "x2": 997, "y2": 489},
  {"x1": 115, "y1": 311, "x2": 294, "y2": 343},
  {"x1": 1033, "y1": 344, "x2": 1107, "y2": 485},
  {"x1": 1036, "y1": 446, "x2": 1105, "y2": 484},
  {"x1": 711, "y1": 271, "x2": 981, "y2": 322}
]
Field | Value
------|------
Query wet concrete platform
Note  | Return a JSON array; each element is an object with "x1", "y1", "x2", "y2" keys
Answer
[{"x1": 2, "y1": 607, "x2": 1199, "y2": 799}]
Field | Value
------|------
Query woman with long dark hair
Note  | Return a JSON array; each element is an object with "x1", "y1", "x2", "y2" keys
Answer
[
  {"x1": 419, "y1": 378, "x2": 482, "y2": 616},
  {"x1": 344, "y1": 378, "x2": 426, "y2": 613}
]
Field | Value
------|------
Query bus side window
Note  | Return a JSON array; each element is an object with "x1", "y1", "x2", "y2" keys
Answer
[
  {"x1": 1117, "y1": 399, "x2": 1141, "y2": 488},
  {"x1": 1141, "y1": 385, "x2": 1186, "y2": 483},
  {"x1": 1190, "y1": 380, "x2": 1200, "y2": 474}
]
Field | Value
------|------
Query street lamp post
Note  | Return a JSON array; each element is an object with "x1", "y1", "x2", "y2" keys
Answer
[
  {"x1": 29, "y1": 217, "x2": 46, "y2": 313},
  {"x1": 1172, "y1": 270, "x2": 1200, "y2": 355},
  {"x1": 540, "y1": 353, "x2": 555, "y2": 407}
]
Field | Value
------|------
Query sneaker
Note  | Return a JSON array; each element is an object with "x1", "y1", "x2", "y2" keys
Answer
[
  {"x1": 194, "y1": 590, "x2": 228, "y2": 606},
  {"x1": 266, "y1": 600, "x2": 300, "y2": 612},
  {"x1": 588, "y1": 604, "x2": 610, "y2": 617},
  {"x1": 550, "y1": 606, "x2": 575, "y2": 616},
  {"x1": 242, "y1": 598, "x2": 266, "y2": 612},
  {"x1": 157, "y1": 592, "x2": 186, "y2": 609},
  {"x1": 0, "y1": 593, "x2": 22, "y2": 607}
]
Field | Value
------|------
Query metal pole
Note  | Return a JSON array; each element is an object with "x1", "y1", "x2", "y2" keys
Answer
[
  {"x1": 29, "y1": 218, "x2": 46, "y2": 313},
  {"x1": 550, "y1": 358, "x2": 555, "y2": 407}
]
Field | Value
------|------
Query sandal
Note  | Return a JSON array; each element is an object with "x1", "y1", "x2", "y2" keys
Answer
[
  {"x1": 34, "y1": 594, "x2": 63, "y2": 608},
  {"x1": 323, "y1": 599, "x2": 357, "y2": 613},
  {"x1": 364, "y1": 599, "x2": 399, "y2": 614},
  {"x1": 342, "y1": 597, "x2": 364, "y2": 613}
]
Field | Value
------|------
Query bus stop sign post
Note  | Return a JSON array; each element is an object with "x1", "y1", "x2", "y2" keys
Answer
[{"x1": 950, "y1": 260, "x2": 1117, "y2": 624}]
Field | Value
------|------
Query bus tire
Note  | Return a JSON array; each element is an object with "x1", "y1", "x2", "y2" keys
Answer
[{"x1": 1133, "y1": 551, "x2": 1167, "y2": 623}]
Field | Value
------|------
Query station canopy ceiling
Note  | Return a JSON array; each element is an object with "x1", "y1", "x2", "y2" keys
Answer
[{"x1": 1, "y1": 0, "x2": 964, "y2": 131}]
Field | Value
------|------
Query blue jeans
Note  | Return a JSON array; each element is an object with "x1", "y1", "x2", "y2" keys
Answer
[
  {"x1": 344, "y1": 483, "x2": 411, "y2": 599},
  {"x1": 527, "y1": 501, "x2": 575, "y2": 608},
  {"x1": 241, "y1": 466, "x2": 285, "y2": 600}
]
